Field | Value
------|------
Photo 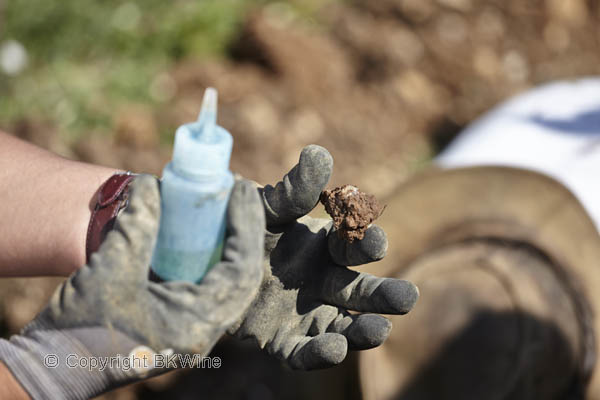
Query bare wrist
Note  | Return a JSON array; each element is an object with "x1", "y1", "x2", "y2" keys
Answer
[{"x1": 0, "y1": 361, "x2": 30, "y2": 400}]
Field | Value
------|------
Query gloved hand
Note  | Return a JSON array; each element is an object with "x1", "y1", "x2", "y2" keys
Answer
[
  {"x1": 0, "y1": 175, "x2": 265, "y2": 399},
  {"x1": 231, "y1": 145, "x2": 419, "y2": 370}
]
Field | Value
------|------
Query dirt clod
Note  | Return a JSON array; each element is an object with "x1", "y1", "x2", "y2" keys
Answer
[{"x1": 320, "y1": 185, "x2": 384, "y2": 242}]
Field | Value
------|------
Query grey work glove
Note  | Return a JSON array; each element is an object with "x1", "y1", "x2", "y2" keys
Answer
[
  {"x1": 0, "y1": 175, "x2": 265, "y2": 399},
  {"x1": 231, "y1": 145, "x2": 419, "y2": 370}
]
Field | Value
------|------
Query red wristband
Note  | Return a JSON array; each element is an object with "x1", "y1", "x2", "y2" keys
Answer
[{"x1": 85, "y1": 173, "x2": 136, "y2": 262}]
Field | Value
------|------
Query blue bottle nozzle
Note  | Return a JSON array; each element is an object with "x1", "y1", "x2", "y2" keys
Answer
[
  {"x1": 171, "y1": 87, "x2": 233, "y2": 178},
  {"x1": 196, "y1": 87, "x2": 218, "y2": 136}
]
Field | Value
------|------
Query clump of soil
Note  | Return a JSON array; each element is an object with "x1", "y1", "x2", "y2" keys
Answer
[{"x1": 320, "y1": 184, "x2": 384, "y2": 242}]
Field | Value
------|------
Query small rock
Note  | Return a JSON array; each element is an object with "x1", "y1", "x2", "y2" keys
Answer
[
  {"x1": 502, "y1": 50, "x2": 529, "y2": 84},
  {"x1": 473, "y1": 47, "x2": 500, "y2": 79},
  {"x1": 546, "y1": 0, "x2": 588, "y2": 26},
  {"x1": 320, "y1": 185, "x2": 385, "y2": 242}
]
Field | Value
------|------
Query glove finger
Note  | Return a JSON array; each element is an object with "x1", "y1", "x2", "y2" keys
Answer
[
  {"x1": 328, "y1": 224, "x2": 388, "y2": 266},
  {"x1": 261, "y1": 145, "x2": 333, "y2": 226},
  {"x1": 91, "y1": 174, "x2": 160, "y2": 280},
  {"x1": 321, "y1": 266, "x2": 419, "y2": 314},
  {"x1": 305, "y1": 306, "x2": 392, "y2": 350},
  {"x1": 288, "y1": 333, "x2": 348, "y2": 370},
  {"x1": 305, "y1": 304, "x2": 340, "y2": 336},
  {"x1": 219, "y1": 178, "x2": 265, "y2": 275},
  {"x1": 328, "y1": 312, "x2": 392, "y2": 350}
]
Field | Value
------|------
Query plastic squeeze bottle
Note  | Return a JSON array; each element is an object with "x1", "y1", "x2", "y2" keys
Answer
[{"x1": 151, "y1": 88, "x2": 234, "y2": 282}]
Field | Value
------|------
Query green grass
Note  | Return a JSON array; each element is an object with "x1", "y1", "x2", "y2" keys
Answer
[{"x1": 0, "y1": 0, "x2": 335, "y2": 142}]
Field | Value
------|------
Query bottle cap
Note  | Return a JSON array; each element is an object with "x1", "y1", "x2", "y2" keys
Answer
[{"x1": 172, "y1": 88, "x2": 233, "y2": 177}]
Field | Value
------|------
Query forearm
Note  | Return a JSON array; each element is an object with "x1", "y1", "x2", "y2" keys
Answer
[
  {"x1": 0, "y1": 131, "x2": 118, "y2": 276},
  {"x1": 0, "y1": 362, "x2": 30, "y2": 399}
]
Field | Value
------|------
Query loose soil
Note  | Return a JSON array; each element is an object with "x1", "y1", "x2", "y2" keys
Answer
[{"x1": 321, "y1": 185, "x2": 384, "y2": 242}]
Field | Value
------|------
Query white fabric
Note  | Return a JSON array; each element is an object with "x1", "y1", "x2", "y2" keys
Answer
[{"x1": 436, "y1": 78, "x2": 600, "y2": 229}]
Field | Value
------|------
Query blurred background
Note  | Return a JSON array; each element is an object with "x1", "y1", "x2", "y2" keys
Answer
[{"x1": 1, "y1": 0, "x2": 600, "y2": 398}]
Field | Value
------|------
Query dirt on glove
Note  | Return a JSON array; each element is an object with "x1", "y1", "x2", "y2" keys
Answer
[{"x1": 320, "y1": 185, "x2": 384, "y2": 243}]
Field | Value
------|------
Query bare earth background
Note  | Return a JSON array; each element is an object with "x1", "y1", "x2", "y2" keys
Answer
[{"x1": 1, "y1": 0, "x2": 600, "y2": 398}]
